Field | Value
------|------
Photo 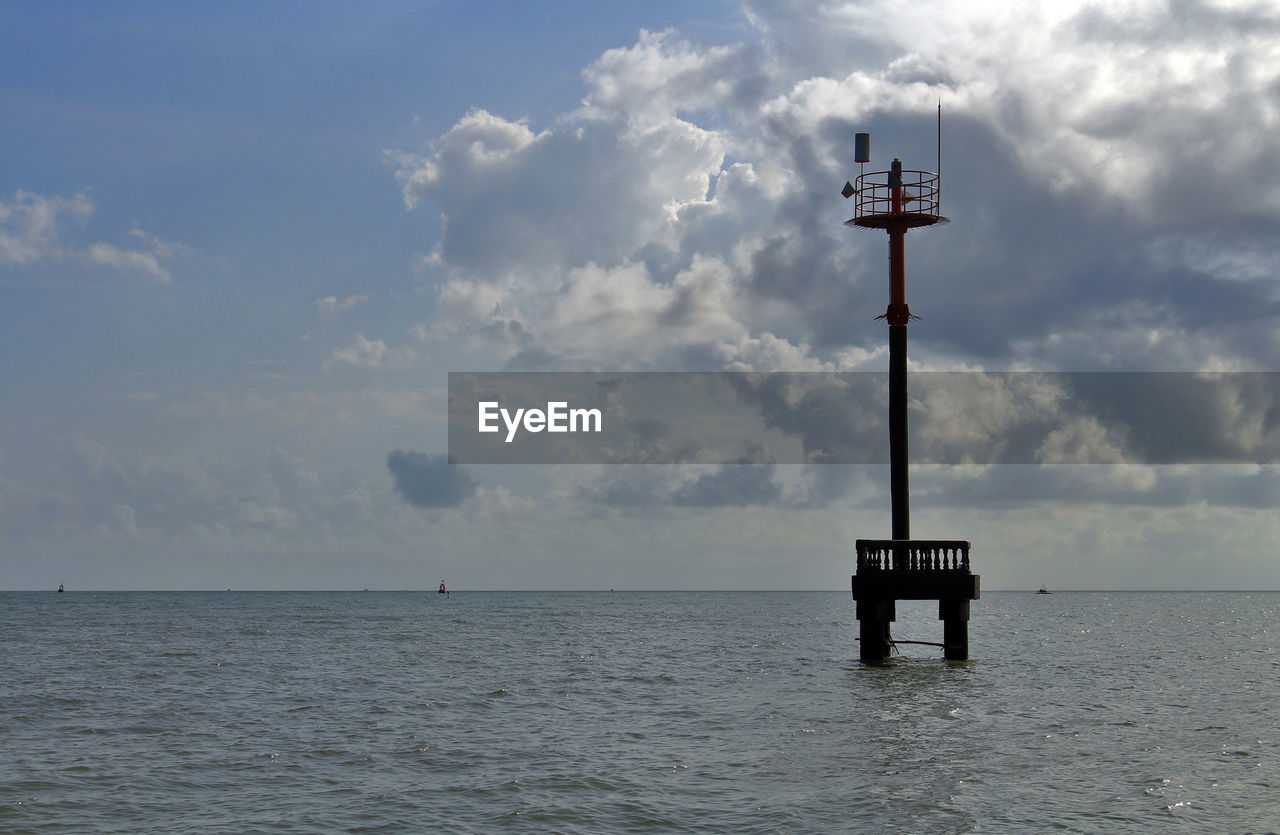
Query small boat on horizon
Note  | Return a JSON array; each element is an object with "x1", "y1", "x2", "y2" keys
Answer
[{"x1": 1037, "y1": 584, "x2": 1051, "y2": 594}]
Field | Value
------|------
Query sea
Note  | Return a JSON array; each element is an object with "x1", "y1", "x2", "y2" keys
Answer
[{"x1": 2, "y1": 590, "x2": 1277, "y2": 833}]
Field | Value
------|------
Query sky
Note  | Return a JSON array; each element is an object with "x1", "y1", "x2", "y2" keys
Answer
[{"x1": 2, "y1": 0, "x2": 1279, "y2": 591}]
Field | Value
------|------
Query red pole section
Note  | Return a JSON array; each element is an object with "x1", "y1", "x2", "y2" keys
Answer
[
  {"x1": 889, "y1": 226, "x2": 905, "y2": 309},
  {"x1": 885, "y1": 158, "x2": 911, "y2": 326}
]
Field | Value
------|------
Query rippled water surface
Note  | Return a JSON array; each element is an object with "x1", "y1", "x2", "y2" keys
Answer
[{"x1": 2, "y1": 590, "x2": 1278, "y2": 832}]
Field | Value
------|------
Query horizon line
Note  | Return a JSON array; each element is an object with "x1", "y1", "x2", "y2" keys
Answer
[{"x1": 7, "y1": 588, "x2": 1279, "y2": 594}]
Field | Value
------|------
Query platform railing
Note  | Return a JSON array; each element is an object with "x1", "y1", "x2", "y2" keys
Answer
[
  {"x1": 855, "y1": 539, "x2": 971, "y2": 572},
  {"x1": 853, "y1": 169, "x2": 940, "y2": 219}
]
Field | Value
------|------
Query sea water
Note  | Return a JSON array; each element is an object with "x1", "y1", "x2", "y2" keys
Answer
[{"x1": 2, "y1": 590, "x2": 1278, "y2": 833}]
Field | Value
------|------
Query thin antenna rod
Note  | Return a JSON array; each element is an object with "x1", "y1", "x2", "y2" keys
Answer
[{"x1": 937, "y1": 99, "x2": 942, "y2": 212}]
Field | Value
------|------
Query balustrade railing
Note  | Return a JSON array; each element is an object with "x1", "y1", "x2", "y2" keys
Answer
[{"x1": 855, "y1": 539, "x2": 971, "y2": 572}]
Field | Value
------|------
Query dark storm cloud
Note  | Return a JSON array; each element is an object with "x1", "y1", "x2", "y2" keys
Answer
[
  {"x1": 802, "y1": 113, "x2": 1162, "y2": 359},
  {"x1": 750, "y1": 86, "x2": 1280, "y2": 367},
  {"x1": 741, "y1": 107, "x2": 1128, "y2": 360},
  {"x1": 386, "y1": 450, "x2": 477, "y2": 508}
]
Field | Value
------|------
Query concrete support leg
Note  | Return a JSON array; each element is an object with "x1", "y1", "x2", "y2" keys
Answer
[
  {"x1": 858, "y1": 599, "x2": 895, "y2": 662},
  {"x1": 939, "y1": 599, "x2": 970, "y2": 661}
]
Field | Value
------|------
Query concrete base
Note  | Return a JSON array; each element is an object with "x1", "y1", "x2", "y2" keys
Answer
[{"x1": 852, "y1": 542, "x2": 979, "y2": 662}]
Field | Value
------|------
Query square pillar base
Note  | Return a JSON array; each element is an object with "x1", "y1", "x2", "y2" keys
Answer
[{"x1": 939, "y1": 599, "x2": 971, "y2": 661}]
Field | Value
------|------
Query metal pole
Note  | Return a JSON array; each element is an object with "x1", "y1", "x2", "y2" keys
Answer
[
  {"x1": 889, "y1": 322, "x2": 909, "y2": 541},
  {"x1": 886, "y1": 161, "x2": 911, "y2": 658},
  {"x1": 889, "y1": 226, "x2": 905, "y2": 315},
  {"x1": 887, "y1": 159, "x2": 910, "y2": 542}
]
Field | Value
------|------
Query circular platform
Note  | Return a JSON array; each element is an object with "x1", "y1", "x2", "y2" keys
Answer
[{"x1": 846, "y1": 213, "x2": 948, "y2": 230}]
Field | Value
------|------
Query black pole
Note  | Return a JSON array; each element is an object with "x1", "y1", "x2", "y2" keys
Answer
[{"x1": 889, "y1": 323, "x2": 909, "y2": 541}]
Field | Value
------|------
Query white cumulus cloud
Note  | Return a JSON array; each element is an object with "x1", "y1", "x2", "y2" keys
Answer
[{"x1": 384, "y1": 0, "x2": 1280, "y2": 380}]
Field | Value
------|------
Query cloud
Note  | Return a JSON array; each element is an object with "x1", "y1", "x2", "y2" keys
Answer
[
  {"x1": 267, "y1": 446, "x2": 321, "y2": 507},
  {"x1": 0, "y1": 189, "x2": 93, "y2": 265},
  {"x1": 88, "y1": 226, "x2": 188, "y2": 283},
  {"x1": 324, "y1": 334, "x2": 414, "y2": 370},
  {"x1": 746, "y1": 0, "x2": 1280, "y2": 218},
  {"x1": 1, "y1": 190, "x2": 186, "y2": 282},
  {"x1": 4, "y1": 433, "x2": 474, "y2": 549},
  {"x1": 383, "y1": 4, "x2": 1280, "y2": 376},
  {"x1": 581, "y1": 442, "x2": 783, "y2": 509},
  {"x1": 1056, "y1": 372, "x2": 1280, "y2": 464},
  {"x1": 586, "y1": 466, "x2": 681, "y2": 509},
  {"x1": 356, "y1": 0, "x2": 1280, "y2": 586},
  {"x1": 582, "y1": 464, "x2": 785, "y2": 509},
  {"x1": 386, "y1": 450, "x2": 477, "y2": 508},
  {"x1": 29, "y1": 436, "x2": 284, "y2": 538},
  {"x1": 387, "y1": 105, "x2": 728, "y2": 281},
  {"x1": 576, "y1": 29, "x2": 769, "y2": 126},
  {"x1": 11, "y1": 3, "x2": 1280, "y2": 591},
  {"x1": 315, "y1": 295, "x2": 368, "y2": 316},
  {"x1": 671, "y1": 464, "x2": 782, "y2": 507},
  {"x1": 87, "y1": 241, "x2": 171, "y2": 283}
]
